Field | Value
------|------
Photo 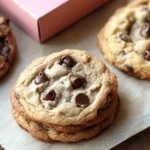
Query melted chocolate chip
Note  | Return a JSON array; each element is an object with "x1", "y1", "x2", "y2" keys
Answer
[
  {"x1": 0, "y1": 37, "x2": 8, "y2": 43},
  {"x1": 140, "y1": 23, "x2": 150, "y2": 37},
  {"x1": 4, "y1": 37, "x2": 8, "y2": 43},
  {"x1": 142, "y1": 8, "x2": 150, "y2": 22},
  {"x1": 144, "y1": 50, "x2": 150, "y2": 61},
  {"x1": 125, "y1": 65, "x2": 134, "y2": 73},
  {"x1": 0, "y1": 37, "x2": 5, "y2": 42},
  {"x1": 145, "y1": 18, "x2": 150, "y2": 23},
  {"x1": 60, "y1": 56, "x2": 76, "y2": 67},
  {"x1": 15, "y1": 92, "x2": 20, "y2": 99},
  {"x1": 34, "y1": 71, "x2": 49, "y2": 85},
  {"x1": 0, "y1": 46, "x2": 10, "y2": 61},
  {"x1": 5, "y1": 18, "x2": 10, "y2": 25},
  {"x1": 70, "y1": 75, "x2": 87, "y2": 89},
  {"x1": 120, "y1": 51, "x2": 126, "y2": 57},
  {"x1": 76, "y1": 93, "x2": 90, "y2": 107},
  {"x1": 119, "y1": 33, "x2": 130, "y2": 42},
  {"x1": 43, "y1": 90, "x2": 56, "y2": 101},
  {"x1": 0, "y1": 65, "x2": 7, "y2": 70}
]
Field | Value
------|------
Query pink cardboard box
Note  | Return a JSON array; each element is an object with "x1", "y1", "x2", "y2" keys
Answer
[{"x1": 1, "y1": 0, "x2": 110, "y2": 43}]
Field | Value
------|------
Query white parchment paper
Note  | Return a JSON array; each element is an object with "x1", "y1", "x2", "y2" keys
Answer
[{"x1": 0, "y1": 0, "x2": 150, "y2": 149}]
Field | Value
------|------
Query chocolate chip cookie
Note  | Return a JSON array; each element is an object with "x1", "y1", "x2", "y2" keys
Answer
[
  {"x1": 11, "y1": 84, "x2": 119, "y2": 142},
  {"x1": 10, "y1": 49, "x2": 119, "y2": 142},
  {"x1": 0, "y1": 17, "x2": 17, "y2": 78},
  {"x1": 98, "y1": 0, "x2": 150, "y2": 79}
]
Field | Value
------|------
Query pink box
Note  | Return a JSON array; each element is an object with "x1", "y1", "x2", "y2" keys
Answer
[{"x1": 1, "y1": 0, "x2": 110, "y2": 43}]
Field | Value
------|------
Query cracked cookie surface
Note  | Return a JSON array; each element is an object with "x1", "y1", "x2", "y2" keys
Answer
[
  {"x1": 14, "y1": 49, "x2": 118, "y2": 126},
  {"x1": 98, "y1": 0, "x2": 150, "y2": 79},
  {"x1": 0, "y1": 17, "x2": 17, "y2": 78}
]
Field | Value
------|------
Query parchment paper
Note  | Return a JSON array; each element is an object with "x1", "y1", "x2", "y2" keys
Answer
[{"x1": 0, "y1": 0, "x2": 150, "y2": 149}]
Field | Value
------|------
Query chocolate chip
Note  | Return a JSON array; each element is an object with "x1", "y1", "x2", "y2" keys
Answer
[
  {"x1": 5, "y1": 18, "x2": 10, "y2": 25},
  {"x1": 75, "y1": 93, "x2": 90, "y2": 107},
  {"x1": 70, "y1": 75, "x2": 87, "y2": 89},
  {"x1": 142, "y1": 8, "x2": 150, "y2": 22},
  {"x1": 101, "y1": 95, "x2": 111, "y2": 109},
  {"x1": 120, "y1": 51, "x2": 126, "y2": 57},
  {"x1": 118, "y1": 33, "x2": 130, "y2": 42},
  {"x1": 145, "y1": 18, "x2": 150, "y2": 23},
  {"x1": 125, "y1": 65, "x2": 134, "y2": 73},
  {"x1": 15, "y1": 92, "x2": 20, "y2": 99},
  {"x1": 34, "y1": 71, "x2": 49, "y2": 85},
  {"x1": 4, "y1": 37, "x2": 8, "y2": 43},
  {"x1": 60, "y1": 56, "x2": 76, "y2": 67},
  {"x1": 0, "y1": 46, "x2": 10, "y2": 61},
  {"x1": 0, "y1": 65, "x2": 7, "y2": 70},
  {"x1": 0, "y1": 37, "x2": 8, "y2": 43},
  {"x1": 144, "y1": 50, "x2": 150, "y2": 61},
  {"x1": 0, "y1": 37, "x2": 5, "y2": 42},
  {"x1": 140, "y1": 23, "x2": 150, "y2": 37},
  {"x1": 43, "y1": 90, "x2": 56, "y2": 101}
]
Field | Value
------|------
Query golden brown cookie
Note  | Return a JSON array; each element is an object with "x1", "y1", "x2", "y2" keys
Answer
[
  {"x1": 98, "y1": 0, "x2": 150, "y2": 79},
  {"x1": 13, "y1": 49, "x2": 118, "y2": 126},
  {"x1": 10, "y1": 49, "x2": 119, "y2": 142},
  {"x1": 11, "y1": 90, "x2": 119, "y2": 143},
  {"x1": 11, "y1": 82, "x2": 119, "y2": 134}
]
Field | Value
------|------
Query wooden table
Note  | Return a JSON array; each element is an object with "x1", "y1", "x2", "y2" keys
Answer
[{"x1": 112, "y1": 127, "x2": 150, "y2": 150}]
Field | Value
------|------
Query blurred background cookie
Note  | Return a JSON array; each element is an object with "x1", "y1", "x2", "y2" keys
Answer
[
  {"x1": 0, "y1": 17, "x2": 17, "y2": 79},
  {"x1": 98, "y1": 0, "x2": 150, "y2": 79}
]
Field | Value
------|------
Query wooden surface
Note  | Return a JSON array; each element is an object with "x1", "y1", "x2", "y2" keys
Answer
[
  {"x1": 111, "y1": 127, "x2": 150, "y2": 150},
  {"x1": 0, "y1": 127, "x2": 149, "y2": 150}
]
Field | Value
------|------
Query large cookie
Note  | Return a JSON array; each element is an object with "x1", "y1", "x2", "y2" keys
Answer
[
  {"x1": 13, "y1": 49, "x2": 118, "y2": 126},
  {"x1": 11, "y1": 87, "x2": 118, "y2": 143},
  {"x1": 98, "y1": 0, "x2": 150, "y2": 79},
  {"x1": 11, "y1": 82, "x2": 119, "y2": 134},
  {"x1": 0, "y1": 17, "x2": 17, "y2": 78}
]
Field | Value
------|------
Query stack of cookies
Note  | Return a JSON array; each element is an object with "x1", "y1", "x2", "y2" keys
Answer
[{"x1": 10, "y1": 50, "x2": 119, "y2": 143}]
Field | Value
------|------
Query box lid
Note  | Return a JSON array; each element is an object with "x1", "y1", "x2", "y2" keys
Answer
[{"x1": 14, "y1": 0, "x2": 69, "y2": 19}]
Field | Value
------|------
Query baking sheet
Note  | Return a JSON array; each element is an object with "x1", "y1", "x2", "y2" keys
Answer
[{"x1": 0, "y1": 0, "x2": 150, "y2": 149}]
